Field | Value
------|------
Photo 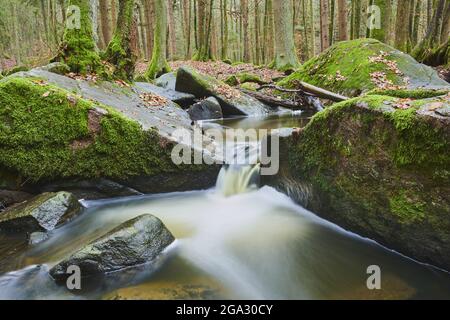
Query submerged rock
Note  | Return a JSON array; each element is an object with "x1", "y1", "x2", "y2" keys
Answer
[
  {"x1": 279, "y1": 39, "x2": 449, "y2": 97},
  {"x1": 28, "y1": 232, "x2": 49, "y2": 245},
  {"x1": 268, "y1": 94, "x2": 450, "y2": 271},
  {"x1": 188, "y1": 97, "x2": 223, "y2": 121},
  {"x1": 0, "y1": 192, "x2": 81, "y2": 232},
  {"x1": 49, "y1": 214, "x2": 175, "y2": 279},
  {"x1": 175, "y1": 66, "x2": 272, "y2": 116}
]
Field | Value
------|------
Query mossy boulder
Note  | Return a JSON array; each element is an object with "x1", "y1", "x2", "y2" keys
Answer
[
  {"x1": 0, "y1": 192, "x2": 81, "y2": 232},
  {"x1": 279, "y1": 39, "x2": 449, "y2": 97},
  {"x1": 225, "y1": 73, "x2": 266, "y2": 86},
  {"x1": 49, "y1": 214, "x2": 175, "y2": 279},
  {"x1": 155, "y1": 72, "x2": 177, "y2": 90},
  {"x1": 268, "y1": 94, "x2": 450, "y2": 270},
  {"x1": 0, "y1": 70, "x2": 220, "y2": 194},
  {"x1": 187, "y1": 97, "x2": 223, "y2": 121},
  {"x1": 175, "y1": 66, "x2": 272, "y2": 116}
]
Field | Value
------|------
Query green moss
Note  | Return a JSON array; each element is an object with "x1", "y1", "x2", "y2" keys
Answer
[
  {"x1": 240, "y1": 82, "x2": 258, "y2": 91},
  {"x1": 0, "y1": 77, "x2": 184, "y2": 183},
  {"x1": 366, "y1": 88, "x2": 449, "y2": 99},
  {"x1": 53, "y1": 0, "x2": 104, "y2": 75},
  {"x1": 3, "y1": 66, "x2": 29, "y2": 76},
  {"x1": 389, "y1": 191, "x2": 426, "y2": 223},
  {"x1": 222, "y1": 59, "x2": 233, "y2": 65},
  {"x1": 225, "y1": 75, "x2": 239, "y2": 86},
  {"x1": 278, "y1": 39, "x2": 447, "y2": 97}
]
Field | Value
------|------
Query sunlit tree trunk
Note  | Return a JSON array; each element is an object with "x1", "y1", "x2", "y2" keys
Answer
[
  {"x1": 320, "y1": 0, "x2": 330, "y2": 51},
  {"x1": 337, "y1": 0, "x2": 348, "y2": 41}
]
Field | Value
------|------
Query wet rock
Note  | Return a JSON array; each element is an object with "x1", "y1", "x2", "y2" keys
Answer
[
  {"x1": 279, "y1": 39, "x2": 449, "y2": 97},
  {"x1": 0, "y1": 192, "x2": 81, "y2": 232},
  {"x1": 49, "y1": 214, "x2": 175, "y2": 280},
  {"x1": 28, "y1": 232, "x2": 49, "y2": 245},
  {"x1": 270, "y1": 94, "x2": 450, "y2": 271},
  {"x1": 0, "y1": 190, "x2": 33, "y2": 211},
  {"x1": 134, "y1": 82, "x2": 196, "y2": 108},
  {"x1": 188, "y1": 97, "x2": 223, "y2": 121},
  {"x1": 39, "y1": 178, "x2": 142, "y2": 200},
  {"x1": 175, "y1": 66, "x2": 272, "y2": 116},
  {"x1": 155, "y1": 72, "x2": 177, "y2": 90}
]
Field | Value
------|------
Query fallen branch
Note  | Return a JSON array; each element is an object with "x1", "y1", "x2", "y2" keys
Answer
[
  {"x1": 259, "y1": 82, "x2": 349, "y2": 102},
  {"x1": 241, "y1": 89, "x2": 321, "y2": 112}
]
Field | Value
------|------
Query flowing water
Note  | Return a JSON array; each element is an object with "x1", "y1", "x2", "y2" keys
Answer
[{"x1": 1, "y1": 113, "x2": 450, "y2": 300}]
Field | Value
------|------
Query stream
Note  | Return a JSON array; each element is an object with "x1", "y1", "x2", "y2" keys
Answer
[{"x1": 1, "y1": 113, "x2": 450, "y2": 300}]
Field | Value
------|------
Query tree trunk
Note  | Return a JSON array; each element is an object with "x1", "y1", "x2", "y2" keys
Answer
[
  {"x1": 183, "y1": 0, "x2": 192, "y2": 58},
  {"x1": 394, "y1": 0, "x2": 412, "y2": 52},
  {"x1": 167, "y1": 0, "x2": 177, "y2": 60},
  {"x1": 337, "y1": 0, "x2": 348, "y2": 41},
  {"x1": 105, "y1": 0, "x2": 138, "y2": 80},
  {"x1": 145, "y1": 0, "x2": 170, "y2": 78},
  {"x1": 441, "y1": 1, "x2": 450, "y2": 44},
  {"x1": 99, "y1": 0, "x2": 112, "y2": 48},
  {"x1": 143, "y1": 0, "x2": 154, "y2": 60},
  {"x1": 413, "y1": 0, "x2": 447, "y2": 62},
  {"x1": 270, "y1": 0, "x2": 300, "y2": 71},
  {"x1": 54, "y1": 0, "x2": 103, "y2": 74},
  {"x1": 241, "y1": 0, "x2": 250, "y2": 62},
  {"x1": 320, "y1": 0, "x2": 330, "y2": 51},
  {"x1": 221, "y1": 0, "x2": 228, "y2": 60}
]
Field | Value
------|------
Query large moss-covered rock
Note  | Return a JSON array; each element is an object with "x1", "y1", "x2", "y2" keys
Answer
[
  {"x1": 0, "y1": 192, "x2": 80, "y2": 232},
  {"x1": 0, "y1": 71, "x2": 219, "y2": 194},
  {"x1": 279, "y1": 39, "x2": 449, "y2": 97},
  {"x1": 49, "y1": 214, "x2": 175, "y2": 279},
  {"x1": 269, "y1": 94, "x2": 450, "y2": 270},
  {"x1": 176, "y1": 66, "x2": 272, "y2": 116}
]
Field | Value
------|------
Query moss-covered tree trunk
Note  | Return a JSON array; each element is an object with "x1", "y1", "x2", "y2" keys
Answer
[
  {"x1": 54, "y1": 0, "x2": 103, "y2": 74},
  {"x1": 104, "y1": 0, "x2": 138, "y2": 81},
  {"x1": 270, "y1": 0, "x2": 300, "y2": 72},
  {"x1": 413, "y1": 0, "x2": 447, "y2": 63},
  {"x1": 144, "y1": 0, "x2": 170, "y2": 79}
]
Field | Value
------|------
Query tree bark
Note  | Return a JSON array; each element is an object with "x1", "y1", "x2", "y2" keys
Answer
[
  {"x1": 320, "y1": 0, "x2": 330, "y2": 51},
  {"x1": 167, "y1": 0, "x2": 177, "y2": 59},
  {"x1": 145, "y1": 0, "x2": 170, "y2": 78},
  {"x1": 337, "y1": 0, "x2": 348, "y2": 41},
  {"x1": 270, "y1": 0, "x2": 300, "y2": 71},
  {"x1": 99, "y1": 0, "x2": 112, "y2": 48},
  {"x1": 105, "y1": 0, "x2": 138, "y2": 80},
  {"x1": 395, "y1": 0, "x2": 412, "y2": 52}
]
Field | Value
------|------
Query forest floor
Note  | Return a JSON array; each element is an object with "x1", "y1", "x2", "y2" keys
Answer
[{"x1": 135, "y1": 60, "x2": 285, "y2": 83}]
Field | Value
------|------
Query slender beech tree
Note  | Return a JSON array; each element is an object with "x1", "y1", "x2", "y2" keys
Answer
[
  {"x1": 337, "y1": 0, "x2": 348, "y2": 41},
  {"x1": 395, "y1": 0, "x2": 412, "y2": 52},
  {"x1": 105, "y1": 0, "x2": 138, "y2": 80},
  {"x1": 167, "y1": 0, "x2": 177, "y2": 59},
  {"x1": 270, "y1": 0, "x2": 299, "y2": 71},
  {"x1": 241, "y1": 0, "x2": 250, "y2": 62},
  {"x1": 320, "y1": 0, "x2": 330, "y2": 51},
  {"x1": 144, "y1": 0, "x2": 170, "y2": 78},
  {"x1": 99, "y1": 0, "x2": 112, "y2": 48}
]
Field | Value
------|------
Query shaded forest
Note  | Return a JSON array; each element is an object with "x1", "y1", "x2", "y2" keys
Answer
[{"x1": 0, "y1": 0, "x2": 449, "y2": 76}]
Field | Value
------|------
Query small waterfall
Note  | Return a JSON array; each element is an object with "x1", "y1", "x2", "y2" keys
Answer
[{"x1": 215, "y1": 164, "x2": 261, "y2": 197}]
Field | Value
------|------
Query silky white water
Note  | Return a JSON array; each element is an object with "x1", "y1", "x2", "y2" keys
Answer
[{"x1": 1, "y1": 114, "x2": 450, "y2": 299}]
